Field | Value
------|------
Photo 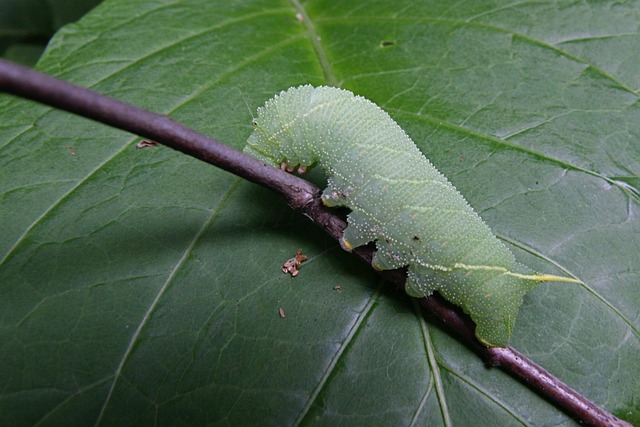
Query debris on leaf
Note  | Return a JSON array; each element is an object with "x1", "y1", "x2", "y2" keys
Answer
[
  {"x1": 136, "y1": 140, "x2": 159, "y2": 149},
  {"x1": 282, "y1": 249, "x2": 308, "y2": 277}
]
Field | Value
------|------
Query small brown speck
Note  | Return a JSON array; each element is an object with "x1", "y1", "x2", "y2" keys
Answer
[
  {"x1": 136, "y1": 140, "x2": 159, "y2": 149},
  {"x1": 282, "y1": 249, "x2": 308, "y2": 277}
]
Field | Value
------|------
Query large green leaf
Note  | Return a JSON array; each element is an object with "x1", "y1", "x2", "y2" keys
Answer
[{"x1": 1, "y1": 0, "x2": 638, "y2": 425}]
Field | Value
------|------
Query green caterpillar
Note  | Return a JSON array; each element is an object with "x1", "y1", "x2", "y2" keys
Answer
[{"x1": 245, "y1": 85, "x2": 580, "y2": 347}]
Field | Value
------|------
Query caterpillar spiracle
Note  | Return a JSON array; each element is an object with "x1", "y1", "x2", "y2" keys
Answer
[{"x1": 244, "y1": 85, "x2": 580, "y2": 347}]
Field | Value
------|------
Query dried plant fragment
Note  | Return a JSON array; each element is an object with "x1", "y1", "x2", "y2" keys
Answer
[
  {"x1": 282, "y1": 249, "x2": 308, "y2": 277},
  {"x1": 136, "y1": 140, "x2": 159, "y2": 149}
]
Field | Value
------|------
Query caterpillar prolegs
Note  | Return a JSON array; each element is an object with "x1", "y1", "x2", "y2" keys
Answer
[{"x1": 244, "y1": 85, "x2": 579, "y2": 347}]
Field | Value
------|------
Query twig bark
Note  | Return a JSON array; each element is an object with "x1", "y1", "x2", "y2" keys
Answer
[{"x1": 0, "y1": 59, "x2": 631, "y2": 427}]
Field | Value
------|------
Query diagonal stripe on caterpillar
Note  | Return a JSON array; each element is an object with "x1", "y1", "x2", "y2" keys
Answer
[{"x1": 245, "y1": 85, "x2": 580, "y2": 347}]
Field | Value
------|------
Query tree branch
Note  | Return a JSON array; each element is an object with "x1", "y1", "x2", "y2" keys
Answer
[{"x1": 0, "y1": 59, "x2": 631, "y2": 427}]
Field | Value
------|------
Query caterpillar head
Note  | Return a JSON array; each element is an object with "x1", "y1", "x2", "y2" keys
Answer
[{"x1": 244, "y1": 85, "x2": 318, "y2": 173}]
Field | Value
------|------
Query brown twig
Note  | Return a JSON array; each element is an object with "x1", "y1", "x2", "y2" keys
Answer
[{"x1": 0, "y1": 59, "x2": 631, "y2": 427}]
